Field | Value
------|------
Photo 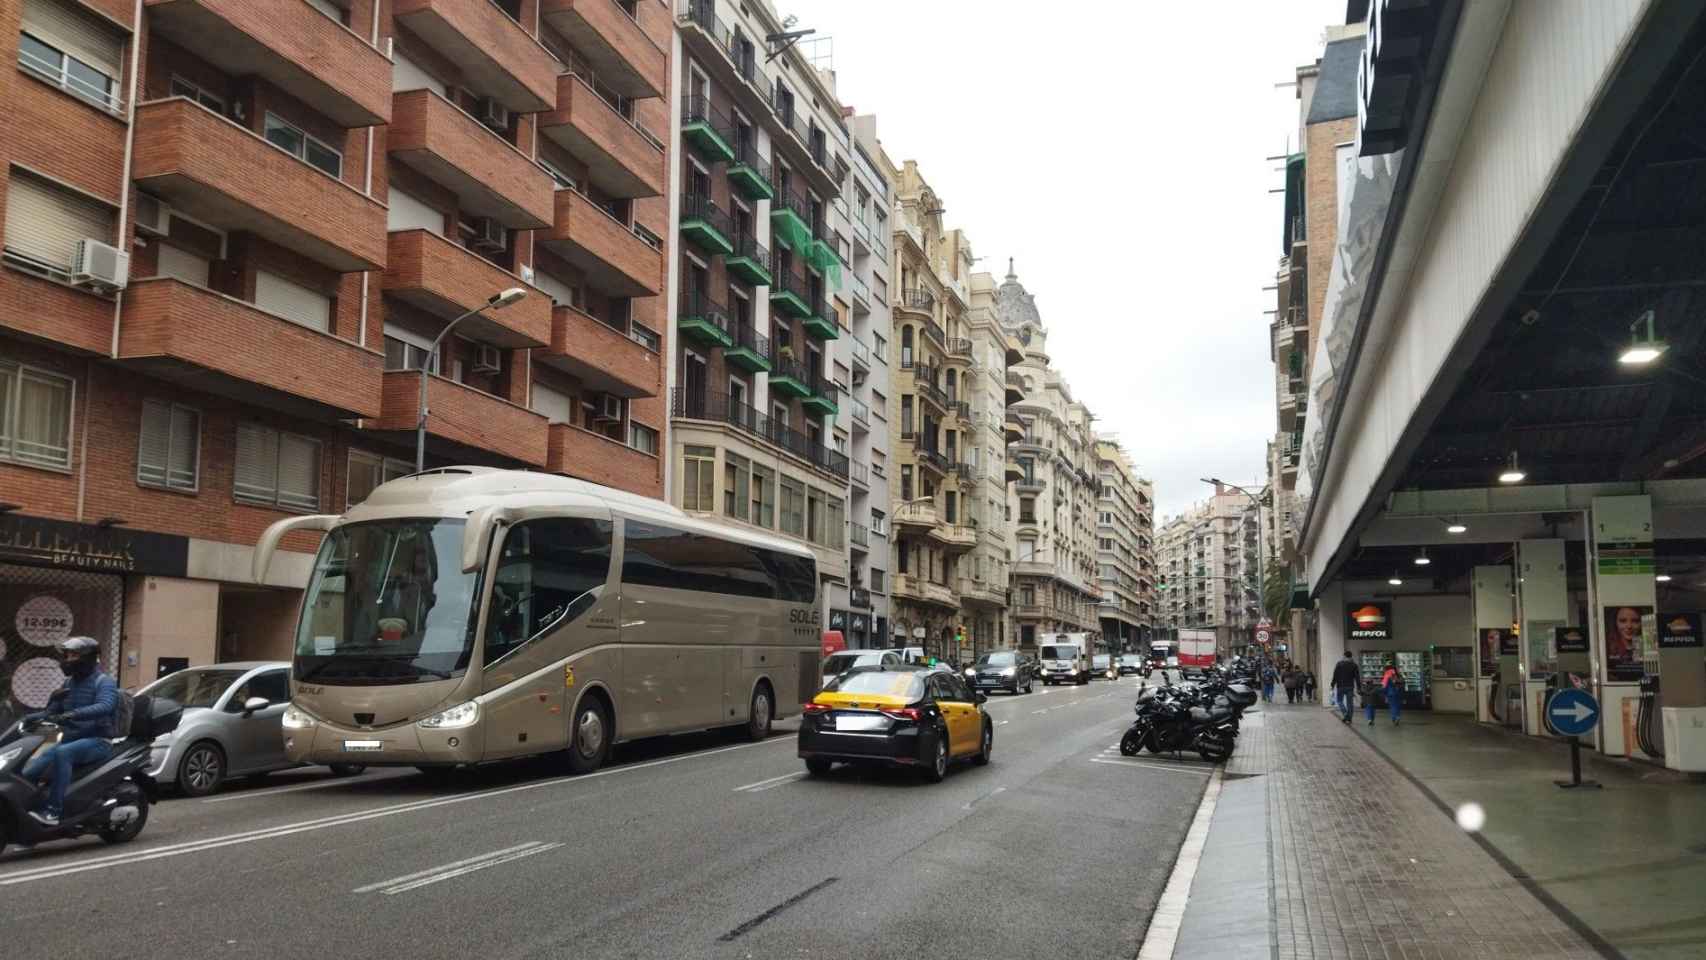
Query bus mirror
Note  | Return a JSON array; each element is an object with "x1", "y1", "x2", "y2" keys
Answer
[
  {"x1": 252, "y1": 514, "x2": 338, "y2": 583},
  {"x1": 461, "y1": 505, "x2": 512, "y2": 573}
]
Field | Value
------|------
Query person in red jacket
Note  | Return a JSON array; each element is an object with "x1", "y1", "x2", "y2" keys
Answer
[{"x1": 1381, "y1": 661, "x2": 1402, "y2": 726}]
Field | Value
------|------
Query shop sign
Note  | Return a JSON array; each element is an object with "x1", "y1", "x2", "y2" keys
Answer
[
  {"x1": 1658, "y1": 612, "x2": 1703, "y2": 649},
  {"x1": 1596, "y1": 541, "x2": 1654, "y2": 576},
  {"x1": 829, "y1": 609, "x2": 848, "y2": 632},
  {"x1": 850, "y1": 613, "x2": 869, "y2": 634},
  {"x1": 0, "y1": 514, "x2": 188, "y2": 577},
  {"x1": 1554, "y1": 626, "x2": 1589, "y2": 654},
  {"x1": 1346, "y1": 601, "x2": 1391, "y2": 642}
]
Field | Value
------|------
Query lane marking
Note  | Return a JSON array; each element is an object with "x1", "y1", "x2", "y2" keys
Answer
[
  {"x1": 997, "y1": 720, "x2": 1010, "y2": 726},
  {"x1": 733, "y1": 771, "x2": 807, "y2": 793},
  {"x1": 353, "y1": 842, "x2": 542, "y2": 893},
  {"x1": 1136, "y1": 767, "x2": 1224, "y2": 959},
  {"x1": 962, "y1": 786, "x2": 1006, "y2": 811},
  {"x1": 1030, "y1": 709, "x2": 1048, "y2": 715},
  {"x1": 1090, "y1": 758, "x2": 1214, "y2": 777},
  {"x1": 377, "y1": 842, "x2": 563, "y2": 895},
  {"x1": 202, "y1": 775, "x2": 379, "y2": 805},
  {"x1": 0, "y1": 735, "x2": 791, "y2": 888}
]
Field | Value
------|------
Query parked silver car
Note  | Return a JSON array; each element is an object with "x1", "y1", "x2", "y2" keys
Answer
[{"x1": 138, "y1": 661, "x2": 364, "y2": 797}]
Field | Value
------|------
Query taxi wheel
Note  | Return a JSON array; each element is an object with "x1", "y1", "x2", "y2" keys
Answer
[
  {"x1": 922, "y1": 727, "x2": 948, "y2": 783},
  {"x1": 804, "y1": 757, "x2": 833, "y2": 777},
  {"x1": 973, "y1": 722, "x2": 992, "y2": 766}
]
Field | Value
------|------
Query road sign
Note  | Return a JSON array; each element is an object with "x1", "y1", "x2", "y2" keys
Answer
[
  {"x1": 1546, "y1": 688, "x2": 1599, "y2": 738},
  {"x1": 1255, "y1": 627, "x2": 1272, "y2": 645}
]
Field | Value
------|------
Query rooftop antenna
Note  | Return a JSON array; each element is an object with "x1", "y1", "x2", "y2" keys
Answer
[{"x1": 766, "y1": 16, "x2": 815, "y2": 62}]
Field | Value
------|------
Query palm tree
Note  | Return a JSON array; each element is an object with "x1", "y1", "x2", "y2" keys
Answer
[{"x1": 1262, "y1": 565, "x2": 1291, "y2": 625}]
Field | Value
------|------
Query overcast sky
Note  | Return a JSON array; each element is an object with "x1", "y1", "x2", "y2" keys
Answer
[{"x1": 783, "y1": 0, "x2": 1346, "y2": 518}]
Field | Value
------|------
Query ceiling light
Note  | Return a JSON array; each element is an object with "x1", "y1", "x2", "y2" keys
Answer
[
  {"x1": 1414, "y1": 547, "x2": 1431, "y2": 566},
  {"x1": 1656, "y1": 574, "x2": 1672, "y2": 583},
  {"x1": 1388, "y1": 574, "x2": 1403, "y2": 586},
  {"x1": 1498, "y1": 451, "x2": 1525, "y2": 484},
  {"x1": 1618, "y1": 309, "x2": 1667, "y2": 365},
  {"x1": 1447, "y1": 522, "x2": 1467, "y2": 534}
]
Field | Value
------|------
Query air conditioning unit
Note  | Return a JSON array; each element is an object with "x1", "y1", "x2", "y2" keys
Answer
[
  {"x1": 472, "y1": 344, "x2": 502, "y2": 374},
  {"x1": 477, "y1": 97, "x2": 510, "y2": 132},
  {"x1": 471, "y1": 218, "x2": 506, "y2": 252},
  {"x1": 134, "y1": 195, "x2": 169, "y2": 236},
  {"x1": 71, "y1": 239, "x2": 129, "y2": 292},
  {"x1": 594, "y1": 394, "x2": 623, "y2": 422}
]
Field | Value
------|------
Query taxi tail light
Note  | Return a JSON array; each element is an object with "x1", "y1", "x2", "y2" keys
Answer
[
  {"x1": 802, "y1": 702, "x2": 832, "y2": 715},
  {"x1": 880, "y1": 707, "x2": 922, "y2": 722}
]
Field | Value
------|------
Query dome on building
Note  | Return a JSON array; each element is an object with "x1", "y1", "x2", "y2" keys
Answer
[{"x1": 994, "y1": 258, "x2": 1042, "y2": 332}]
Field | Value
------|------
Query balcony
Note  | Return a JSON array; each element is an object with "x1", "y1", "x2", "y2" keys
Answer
[
  {"x1": 849, "y1": 522, "x2": 869, "y2": 550},
  {"x1": 849, "y1": 273, "x2": 871, "y2": 313},
  {"x1": 548, "y1": 423, "x2": 661, "y2": 497},
  {"x1": 849, "y1": 338, "x2": 871, "y2": 372},
  {"x1": 934, "y1": 523, "x2": 978, "y2": 553},
  {"x1": 677, "y1": 289, "x2": 733, "y2": 349},
  {"x1": 768, "y1": 352, "x2": 811, "y2": 398},
  {"x1": 672, "y1": 389, "x2": 845, "y2": 478},
  {"x1": 1005, "y1": 372, "x2": 1027, "y2": 406},
  {"x1": 679, "y1": 192, "x2": 734, "y2": 256},
  {"x1": 389, "y1": 90, "x2": 555, "y2": 229},
  {"x1": 384, "y1": 230, "x2": 549, "y2": 348},
  {"x1": 946, "y1": 338, "x2": 973, "y2": 366},
  {"x1": 948, "y1": 400, "x2": 971, "y2": 424},
  {"x1": 770, "y1": 268, "x2": 812, "y2": 318},
  {"x1": 541, "y1": 305, "x2": 659, "y2": 398},
  {"x1": 145, "y1": 0, "x2": 390, "y2": 126},
  {"x1": 1015, "y1": 475, "x2": 1046, "y2": 495},
  {"x1": 802, "y1": 299, "x2": 838, "y2": 341},
  {"x1": 725, "y1": 234, "x2": 773, "y2": 286},
  {"x1": 915, "y1": 449, "x2": 949, "y2": 479},
  {"x1": 921, "y1": 318, "x2": 947, "y2": 350},
  {"x1": 725, "y1": 323, "x2": 771, "y2": 374},
  {"x1": 543, "y1": 0, "x2": 667, "y2": 100},
  {"x1": 915, "y1": 375, "x2": 948, "y2": 415},
  {"x1": 727, "y1": 140, "x2": 776, "y2": 202},
  {"x1": 377, "y1": 370, "x2": 547, "y2": 466},
  {"x1": 133, "y1": 98, "x2": 385, "y2": 272},
  {"x1": 893, "y1": 502, "x2": 938, "y2": 532},
  {"x1": 801, "y1": 373, "x2": 838, "y2": 417},
  {"x1": 849, "y1": 460, "x2": 869, "y2": 491},
  {"x1": 1273, "y1": 321, "x2": 1296, "y2": 354},
  {"x1": 541, "y1": 189, "x2": 662, "y2": 297},
  {"x1": 539, "y1": 74, "x2": 665, "y2": 199},
  {"x1": 680, "y1": 95, "x2": 736, "y2": 164},
  {"x1": 850, "y1": 398, "x2": 870, "y2": 431},
  {"x1": 394, "y1": 0, "x2": 558, "y2": 112},
  {"x1": 896, "y1": 288, "x2": 934, "y2": 318},
  {"x1": 1004, "y1": 414, "x2": 1026, "y2": 444},
  {"x1": 117, "y1": 278, "x2": 382, "y2": 420},
  {"x1": 1004, "y1": 462, "x2": 1025, "y2": 484},
  {"x1": 673, "y1": 1, "x2": 785, "y2": 143},
  {"x1": 770, "y1": 191, "x2": 812, "y2": 252}
]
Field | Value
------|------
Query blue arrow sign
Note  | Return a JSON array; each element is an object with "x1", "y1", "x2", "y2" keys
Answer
[{"x1": 1547, "y1": 688, "x2": 1599, "y2": 737}]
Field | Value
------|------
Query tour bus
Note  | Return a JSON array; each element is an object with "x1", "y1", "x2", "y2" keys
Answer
[{"x1": 252, "y1": 467, "x2": 820, "y2": 775}]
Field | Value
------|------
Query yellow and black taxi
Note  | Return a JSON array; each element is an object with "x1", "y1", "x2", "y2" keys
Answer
[{"x1": 798, "y1": 664, "x2": 992, "y2": 782}]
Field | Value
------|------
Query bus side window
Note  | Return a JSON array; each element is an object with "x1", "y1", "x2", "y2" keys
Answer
[{"x1": 486, "y1": 518, "x2": 613, "y2": 665}]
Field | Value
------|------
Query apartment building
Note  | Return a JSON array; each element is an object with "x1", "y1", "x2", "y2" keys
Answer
[
  {"x1": 963, "y1": 271, "x2": 1025, "y2": 652},
  {"x1": 1265, "y1": 20, "x2": 1364, "y2": 663},
  {"x1": 997, "y1": 266, "x2": 1102, "y2": 648},
  {"x1": 0, "y1": 0, "x2": 673, "y2": 696},
  {"x1": 1158, "y1": 484, "x2": 1263, "y2": 652},
  {"x1": 669, "y1": 0, "x2": 855, "y2": 627},
  {"x1": 1095, "y1": 438, "x2": 1151, "y2": 650}
]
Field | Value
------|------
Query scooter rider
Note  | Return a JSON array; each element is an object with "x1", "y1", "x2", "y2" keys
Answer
[{"x1": 19, "y1": 636, "x2": 118, "y2": 826}]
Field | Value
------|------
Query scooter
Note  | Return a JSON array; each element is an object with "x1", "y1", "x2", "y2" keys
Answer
[{"x1": 0, "y1": 695, "x2": 181, "y2": 856}]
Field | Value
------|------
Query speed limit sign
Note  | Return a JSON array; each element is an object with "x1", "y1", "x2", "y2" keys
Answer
[{"x1": 1256, "y1": 626, "x2": 1272, "y2": 645}]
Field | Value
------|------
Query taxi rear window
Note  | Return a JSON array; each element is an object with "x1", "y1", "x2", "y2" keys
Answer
[{"x1": 824, "y1": 671, "x2": 925, "y2": 700}]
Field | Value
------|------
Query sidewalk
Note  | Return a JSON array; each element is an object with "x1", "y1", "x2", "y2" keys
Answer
[{"x1": 1172, "y1": 702, "x2": 1604, "y2": 960}]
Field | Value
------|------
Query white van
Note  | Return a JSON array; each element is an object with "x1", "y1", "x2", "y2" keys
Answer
[{"x1": 1038, "y1": 634, "x2": 1093, "y2": 685}]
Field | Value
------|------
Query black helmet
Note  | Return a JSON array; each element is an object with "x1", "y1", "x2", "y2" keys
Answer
[{"x1": 57, "y1": 636, "x2": 100, "y2": 677}]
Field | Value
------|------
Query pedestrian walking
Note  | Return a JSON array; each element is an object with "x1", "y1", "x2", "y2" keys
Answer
[
  {"x1": 1381, "y1": 661, "x2": 1402, "y2": 725},
  {"x1": 1282, "y1": 667, "x2": 1300, "y2": 704},
  {"x1": 1330, "y1": 650, "x2": 1358, "y2": 723},
  {"x1": 1363, "y1": 675, "x2": 1379, "y2": 725},
  {"x1": 1303, "y1": 670, "x2": 1316, "y2": 701},
  {"x1": 1261, "y1": 664, "x2": 1276, "y2": 702}
]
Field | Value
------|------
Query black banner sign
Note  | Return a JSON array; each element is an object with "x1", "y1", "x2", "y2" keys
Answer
[
  {"x1": 1554, "y1": 626, "x2": 1589, "y2": 654},
  {"x1": 1346, "y1": 601, "x2": 1391, "y2": 642},
  {"x1": 1658, "y1": 612, "x2": 1703, "y2": 649},
  {"x1": 0, "y1": 514, "x2": 188, "y2": 577}
]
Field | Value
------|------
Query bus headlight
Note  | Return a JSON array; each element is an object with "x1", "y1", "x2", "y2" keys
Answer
[
  {"x1": 282, "y1": 704, "x2": 318, "y2": 730},
  {"x1": 418, "y1": 700, "x2": 480, "y2": 730}
]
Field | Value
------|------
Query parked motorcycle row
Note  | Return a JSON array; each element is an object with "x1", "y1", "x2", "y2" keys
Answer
[{"x1": 1120, "y1": 667, "x2": 1259, "y2": 764}]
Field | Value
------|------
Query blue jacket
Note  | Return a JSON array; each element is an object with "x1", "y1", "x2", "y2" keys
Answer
[{"x1": 40, "y1": 668, "x2": 119, "y2": 741}]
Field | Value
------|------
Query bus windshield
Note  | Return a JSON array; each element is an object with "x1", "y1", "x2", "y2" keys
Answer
[{"x1": 293, "y1": 519, "x2": 479, "y2": 685}]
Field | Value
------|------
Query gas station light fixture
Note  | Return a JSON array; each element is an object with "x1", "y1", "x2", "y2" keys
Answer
[
  {"x1": 1498, "y1": 451, "x2": 1525, "y2": 484},
  {"x1": 1618, "y1": 310, "x2": 1667, "y2": 365},
  {"x1": 1656, "y1": 574, "x2": 1672, "y2": 583},
  {"x1": 1413, "y1": 547, "x2": 1431, "y2": 566}
]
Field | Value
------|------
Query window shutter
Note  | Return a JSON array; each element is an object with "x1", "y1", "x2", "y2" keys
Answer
[
  {"x1": 276, "y1": 433, "x2": 321, "y2": 510},
  {"x1": 155, "y1": 242, "x2": 210, "y2": 286},
  {"x1": 13, "y1": 368, "x2": 72, "y2": 467},
  {"x1": 234, "y1": 423, "x2": 278, "y2": 502},
  {"x1": 5, "y1": 171, "x2": 116, "y2": 270},
  {"x1": 168, "y1": 405, "x2": 199, "y2": 489},
  {"x1": 0, "y1": 362, "x2": 15, "y2": 460},
  {"x1": 22, "y1": 0, "x2": 125, "y2": 79},
  {"x1": 137, "y1": 399, "x2": 171, "y2": 485},
  {"x1": 385, "y1": 188, "x2": 443, "y2": 235},
  {"x1": 255, "y1": 270, "x2": 331, "y2": 332}
]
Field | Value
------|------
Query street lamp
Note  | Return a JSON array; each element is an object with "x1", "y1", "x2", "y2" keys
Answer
[{"x1": 415, "y1": 287, "x2": 528, "y2": 472}]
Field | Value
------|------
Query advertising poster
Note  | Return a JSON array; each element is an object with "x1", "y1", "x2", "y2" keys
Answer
[
  {"x1": 1658, "y1": 612, "x2": 1703, "y2": 649},
  {"x1": 1347, "y1": 601, "x2": 1391, "y2": 643},
  {"x1": 1554, "y1": 625, "x2": 1590, "y2": 654},
  {"x1": 1604, "y1": 604, "x2": 1653, "y2": 680},
  {"x1": 1480, "y1": 629, "x2": 1505, "y2": 674}
]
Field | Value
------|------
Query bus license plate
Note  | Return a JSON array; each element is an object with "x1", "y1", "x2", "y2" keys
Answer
[
  {"x1": 343, "y1": 739, "x2": 383, "y2": 751},
  {"x1": 835, "y1": 714, "x2": 886, "y2": 732}
]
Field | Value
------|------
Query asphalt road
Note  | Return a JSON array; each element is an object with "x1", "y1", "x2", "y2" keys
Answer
[{"x1": 0, "y1": 674, "x2": 1211, "y2": 960}]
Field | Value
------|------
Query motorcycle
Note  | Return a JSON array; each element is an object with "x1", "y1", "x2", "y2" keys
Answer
[
  {"x1": 1120, "y1": 672, "x2": 1257, "y2": 763},
  {"x1": 0, "y1": 695, "x2": 181, "y2": 856}
]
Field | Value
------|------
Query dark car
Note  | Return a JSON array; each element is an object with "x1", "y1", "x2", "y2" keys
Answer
[
  {"x1": 799, "y1": 665, "x2": 993, "y2": 782},
  {"x1": 963, "y1": 650, "x2": 1035, "y2": 695}
]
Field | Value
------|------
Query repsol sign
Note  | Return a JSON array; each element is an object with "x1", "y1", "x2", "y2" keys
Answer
[{"x1": 1357, "y1": 0, "x2": 1448, "y2": 157}]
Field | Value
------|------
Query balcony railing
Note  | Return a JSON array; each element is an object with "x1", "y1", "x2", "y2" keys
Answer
[
  {"x1": 922, "y1": 318, "x2": 947, "y2": 348},
  {"x1": 850, "y1": 460, "x2": 869, "y2": 488},
  {"x1": 848, "y1": 337, "x2": 871, "y2": 369},
  {"x1": 671, "y1": 388, "x2": 847, "y2": 478},
  {"x1": 947, "y1": 337, "x2": 972, "y2": 358},
  {"x1": 915, "y1": 448, "x2": 949, "y2": 475},
  {"x1": 948, "y1": 400, "x2": 971, "y2": 421},
  {"x1": 851, "y1": 397, "x2": 870, "y2": 426},
  {"x1": 850, "y1": 522, "x2": 870, "y2": 548},
  {"x1": 915, "y1": 375, "x2": 948, "y2": 412},
  {"x1": 900, "y1": 288, "x2": 935, "y2": 313}
]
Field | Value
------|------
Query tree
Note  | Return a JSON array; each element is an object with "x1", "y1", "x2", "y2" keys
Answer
[{"x1": 1262, "y1": 565, "x2": 1291, "y2": 625}]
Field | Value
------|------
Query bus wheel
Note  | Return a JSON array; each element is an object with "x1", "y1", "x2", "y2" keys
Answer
[
  {"x1": 745, "y1": 683, "x2": 773, "y2": 742},
  {"x1": 568, "y1": 697, "x2": 610, "y2": 774}
]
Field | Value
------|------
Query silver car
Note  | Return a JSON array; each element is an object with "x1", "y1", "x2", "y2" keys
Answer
[{"x1": 139, "y1": 662, "x2": 364, "y2": 797}]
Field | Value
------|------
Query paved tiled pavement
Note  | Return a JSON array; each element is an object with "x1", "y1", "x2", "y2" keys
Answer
[{"x1": 1175, "y1": 703, "x2": 1605, "y2": 959}]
